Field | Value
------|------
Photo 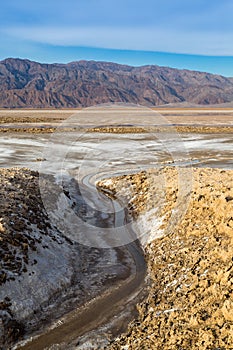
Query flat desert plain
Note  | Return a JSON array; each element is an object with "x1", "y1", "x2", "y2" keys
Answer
[{"x1": 0, "y1": 108, "x2": 233, "y2": 132}]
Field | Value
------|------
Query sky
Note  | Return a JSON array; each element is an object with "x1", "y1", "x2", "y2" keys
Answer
[{"x1": 1, "y1": 0, "x2": 233, "y2": 76}]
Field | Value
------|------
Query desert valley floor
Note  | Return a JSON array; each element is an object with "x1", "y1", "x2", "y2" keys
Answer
[{"x1": 1, "y1": 107, "x2": 233, "y2": 349}]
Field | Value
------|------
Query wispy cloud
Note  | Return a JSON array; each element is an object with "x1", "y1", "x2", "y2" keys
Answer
[
  {"x1": 3, "y1": 26, "x2": 233, "y2": 56},
  {"x1": 1, "y1": 0, "x2": 233, "y2": 76}
]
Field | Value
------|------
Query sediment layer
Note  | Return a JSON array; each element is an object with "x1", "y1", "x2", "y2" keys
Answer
[
  {"x1": 0, "y1": 125, "x2": 233, "y2": 134},
  {"x1": 89, "y1": 125, "x2": 233, "y2": 134}
]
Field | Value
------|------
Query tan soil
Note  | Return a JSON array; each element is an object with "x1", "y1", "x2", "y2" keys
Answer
[
  {"x1": 98, "y1": 167, "x2": 233, "y2": 349},
  {"x1": 0, "y1": 127, "x2": 56, "y2": 133},
  {"x1": 0, "y1": 125, "x2": 233, "y2": 134},
  {"x1": 153, "y1": 108, "x2": 233, "y2": 126},
  {"x1": 0, "y1": 116, "x2": 65, "y2": 124},
  {"x1": 175, "y1": 125, "x2": 233, "y2": 134},
  {"x1": 89, "y1": 125, "x2": 233, "y2": 134},
  {"x1": 0, "y1": 127, "x2": 81, "y2": 134},
  {"x1": 88, "y1": 126, "x2": 147, "y2": 133}
]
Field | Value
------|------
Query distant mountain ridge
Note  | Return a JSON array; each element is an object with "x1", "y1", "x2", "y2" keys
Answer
[{"x1": 0, "y1": 58, "x2": 233, "y2": 108}]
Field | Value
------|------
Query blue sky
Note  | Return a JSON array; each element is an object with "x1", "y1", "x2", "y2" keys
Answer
[{"x1": 1, "y1": 0, "x2": 233, "y2": 76}]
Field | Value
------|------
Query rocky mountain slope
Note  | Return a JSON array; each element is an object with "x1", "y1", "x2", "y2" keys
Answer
[{"x1": 1, "y1": 58, "x2": 233, "y2": 108}]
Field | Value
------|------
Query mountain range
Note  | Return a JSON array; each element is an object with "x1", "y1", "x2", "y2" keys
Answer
[{"x1": 1, "y1": 58, "x2": 233, "y2": 108}]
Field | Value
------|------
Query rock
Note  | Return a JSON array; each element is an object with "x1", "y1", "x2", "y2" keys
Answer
[{"x1": 99, "y1": 167, "x2": 233, "y2": 349}]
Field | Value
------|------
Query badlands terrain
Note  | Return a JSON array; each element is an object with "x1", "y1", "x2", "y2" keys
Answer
[
  {"x1": 99, "y1": 167, "x2": 233, "y2": 349},
  {"x1": 0, "y1": 107, "x2": 233, "y2": 349}
]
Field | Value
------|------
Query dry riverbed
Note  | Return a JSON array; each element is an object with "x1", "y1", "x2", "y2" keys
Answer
[{"x1": 0, "y1": 168, "x2": 133, "y2": 349}]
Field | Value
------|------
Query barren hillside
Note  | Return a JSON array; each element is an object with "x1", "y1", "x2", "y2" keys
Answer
[{"x1": 1, "y1": 58, "x2": 233, "y2": 108}]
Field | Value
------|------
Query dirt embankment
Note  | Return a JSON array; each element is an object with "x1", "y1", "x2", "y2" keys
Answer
[
  {"x1": 98, "y1": 167, "x2": 233, "y2": 349},
  {"x1": 0, "y1": 168, "x2": 132, "y2": 350}
]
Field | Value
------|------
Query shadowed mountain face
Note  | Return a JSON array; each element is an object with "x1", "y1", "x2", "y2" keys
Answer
[{"x1": 1, "y1": 58, "x2": 233, "y2": 108}]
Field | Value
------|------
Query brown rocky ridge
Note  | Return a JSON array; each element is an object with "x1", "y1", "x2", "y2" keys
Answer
[
  {"x1": 1, "y1": 58, "x2": 233, "y2": 108},
  {"x1": 98, "y1": 167, "x2": 233, "y2": 349}
]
